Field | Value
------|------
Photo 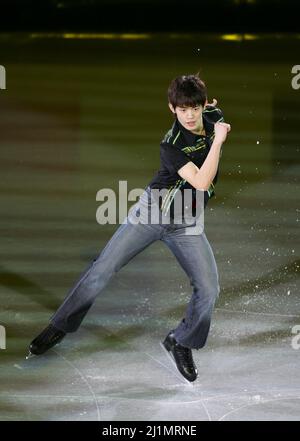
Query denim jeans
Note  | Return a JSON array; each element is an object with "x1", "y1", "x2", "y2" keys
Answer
[{"x1": 51, "y1": 186, "x2": 220, "y2": 349}]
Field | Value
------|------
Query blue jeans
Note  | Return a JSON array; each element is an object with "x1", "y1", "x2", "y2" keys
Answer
[{"x1": 51, "y1": 186, "x2": 220, "y2": 349}]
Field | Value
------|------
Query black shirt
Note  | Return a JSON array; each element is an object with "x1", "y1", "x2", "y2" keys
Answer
[{"x1": 147, "y1": 105, "x2": 225, "y2": 218}]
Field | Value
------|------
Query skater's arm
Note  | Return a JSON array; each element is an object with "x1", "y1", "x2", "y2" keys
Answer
[{"x1": 177, "y1": 121, "x2": 231, "y2": 191}]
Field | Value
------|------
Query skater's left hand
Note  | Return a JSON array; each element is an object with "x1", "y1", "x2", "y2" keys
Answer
[{"x1": 205, "y1": 98, "x2": 218, "y2": 108}]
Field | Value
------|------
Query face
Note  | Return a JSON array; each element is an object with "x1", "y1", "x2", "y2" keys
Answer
[{"x1": 169, "y1": 102, "x2": 207, "y2": 134}]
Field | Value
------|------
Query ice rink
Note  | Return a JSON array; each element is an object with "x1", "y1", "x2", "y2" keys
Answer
[{"x1": 0, "y1": 33, "x2": 299, "y2": 421}]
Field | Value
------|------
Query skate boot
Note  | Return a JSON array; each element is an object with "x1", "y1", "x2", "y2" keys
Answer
[
  {"x1": 27, "y1": 324, "x2": 66, "y2": 358},
  {"x1": 161, "y1": 330, "x2": 198, "y2": 382}
]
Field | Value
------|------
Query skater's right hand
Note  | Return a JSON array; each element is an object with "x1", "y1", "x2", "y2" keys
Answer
[{"x1": 214, "y1": 121, "x2": 231, "y2": 144}]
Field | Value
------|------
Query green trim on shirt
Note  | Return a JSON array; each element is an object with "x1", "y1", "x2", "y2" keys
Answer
[{"x1": 161, "y1": 178, "x2": 186, "y2": 215}]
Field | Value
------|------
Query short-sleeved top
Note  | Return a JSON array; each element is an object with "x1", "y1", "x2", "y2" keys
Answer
[{"x1": 147, "y1": 105, "x2": 224, "y2": 219}]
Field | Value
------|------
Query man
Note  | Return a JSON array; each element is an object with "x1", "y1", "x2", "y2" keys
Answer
[{"x1": 28, "y1": 74, "x2": 231, "y2": 383}]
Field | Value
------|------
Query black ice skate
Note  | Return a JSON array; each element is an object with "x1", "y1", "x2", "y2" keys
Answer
[
  {"x1": 27, "y1": 324, "x2": 66, "y2": 358},
  {"x1": 161, "y1": 330, "x2": 198, "y2": 382}
]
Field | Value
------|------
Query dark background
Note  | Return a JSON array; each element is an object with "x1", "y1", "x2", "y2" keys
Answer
[{"x1": 0, "y1": 0, "x2": 300, "y2": 33}]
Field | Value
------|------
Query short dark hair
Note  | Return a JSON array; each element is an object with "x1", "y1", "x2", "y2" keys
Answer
[{"x1": 167, "y1": 74, "x2": 207, "y2": 108}]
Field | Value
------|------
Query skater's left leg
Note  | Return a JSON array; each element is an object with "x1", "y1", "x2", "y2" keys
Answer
[{"x1": 161, "y1": 227, "x2": 220, "y2": 350}]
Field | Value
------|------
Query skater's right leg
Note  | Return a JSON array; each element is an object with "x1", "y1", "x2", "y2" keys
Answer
[
  {"x1": 28, "y1": 194, "x2": 164, "y2": 355},
  {"x1": 50, "y1": 218, "x2": 161, "y2": 333}
]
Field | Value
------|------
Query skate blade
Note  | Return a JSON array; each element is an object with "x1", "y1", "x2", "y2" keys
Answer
[
  {"x1": 25, "y1": 352, "x2": 36, "y2": 360},
  {"x1": 159, "y1": 342, "x2": 194, "y2": 386}
]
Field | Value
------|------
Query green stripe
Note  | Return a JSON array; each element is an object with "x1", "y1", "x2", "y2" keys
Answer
[
  {"x1": 203, "y1": 108, "x2": 219, "y2": 113},
  {"x1": 161, "y1": 181, "x2": 180, "y2": 212},
  {"x1": 161, "y1": 184, "x2": 175, "y2": 211},
  {"x1": 207, "y1": 182, "x2": 215, "y2": 198},
  {"x1": 172, "y1": 130, "x2": 181, "y2": 145},
  {"x1": 182, "y1": 142, "x2": 206, "y2": 153},
  {"x1": 162, "y1": 179, "x2": 186, "y2": 215}
]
